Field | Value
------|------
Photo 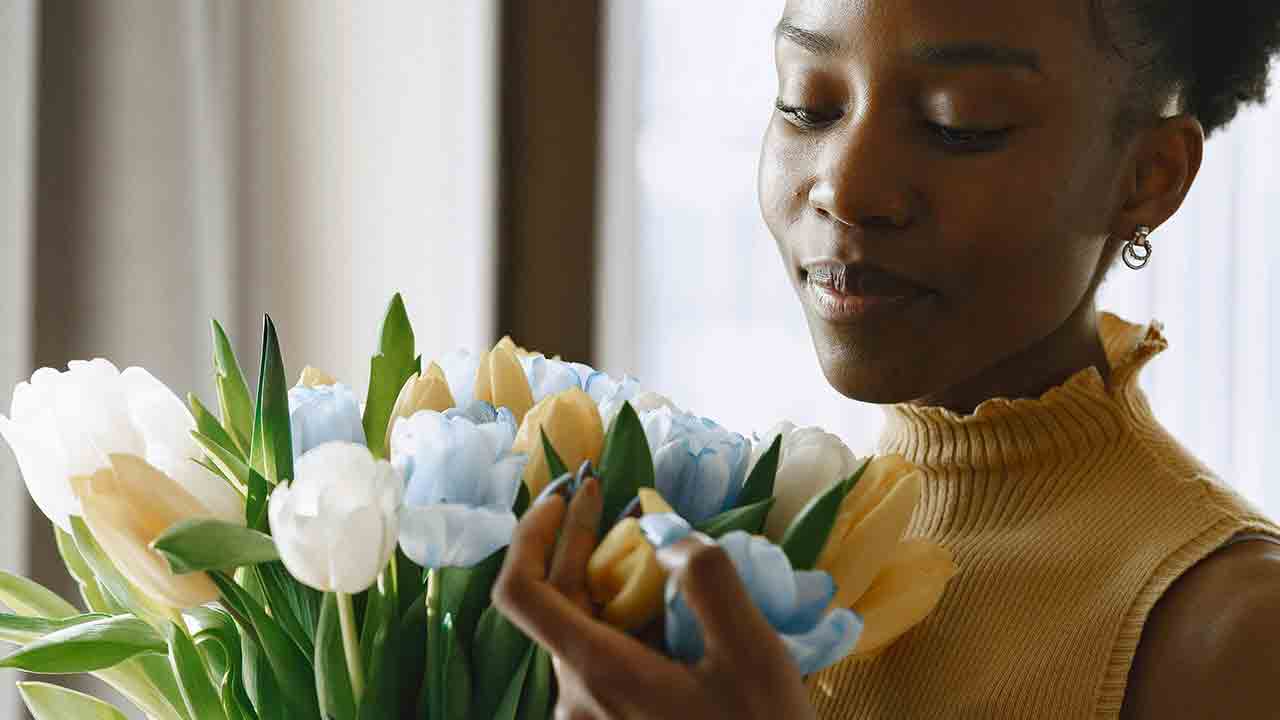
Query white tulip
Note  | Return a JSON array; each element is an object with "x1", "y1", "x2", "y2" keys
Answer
[
  {"x1": 754, "y1": 421, "x2": 861, "y2": 542},
  {"x1": 268, "y1": 442, "x2": 402, "y2": 594},
  {"x1": 0, "y1": 360, "x2": 243, "y2": 532}
]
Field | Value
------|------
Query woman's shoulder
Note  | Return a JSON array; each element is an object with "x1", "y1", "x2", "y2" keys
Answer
[{"x1": 1120, "y1": 535, "x2": 1280, "y2": 718}]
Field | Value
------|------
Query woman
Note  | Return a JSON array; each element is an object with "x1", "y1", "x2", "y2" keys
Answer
[{"x1": 493, "y1": 1, "x2": 1280, "y2": 717}]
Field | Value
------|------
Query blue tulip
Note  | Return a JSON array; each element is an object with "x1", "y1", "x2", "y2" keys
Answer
[
  {"x1": 638, "y1": 408, "x2": 752, "y2": 524},
  {"x1": 288, "y1": 383, "x2": 366, "y2": 459},
  {"x1": 390, "y1": 409, "x2": 528, "y2": 569},
  {"x1": 639, "y1": 515, "x2": 863, "y2": 676}
]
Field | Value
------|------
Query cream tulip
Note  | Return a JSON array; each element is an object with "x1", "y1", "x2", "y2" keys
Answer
[
  {"x1": 297, "y1": 366, "x2": 338, "y2": 388},
  {"x1": 475, "y1": 343, "x2": 535, "y2": 424},
  {"x1": 511, "y1": 388, "x2": 604, "y2": 498},
  {"x1": 386, "y1": 363, "x2": 455, "y2": 447},
  {"x1": 268, "y1": 443, "x2": 402, "y2": 594},
  {"x1": 754, "y1": 422, "x2": 861, "y2": 542},
  {"x1": 0, "y1": 360, "x2": 244, "y2": 533},
  {"x1": 71, "y1": 453, "x2": 236, "y2": 609}
]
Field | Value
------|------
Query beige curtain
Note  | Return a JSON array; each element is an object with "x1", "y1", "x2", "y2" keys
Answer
[{"x1": 4, "y1": 1, "x2": 497, "y2": 716}]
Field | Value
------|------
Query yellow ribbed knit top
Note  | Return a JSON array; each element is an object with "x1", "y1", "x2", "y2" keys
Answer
[{"x1": 807, "y1": 312, "x2": 1280, "y2": 719}]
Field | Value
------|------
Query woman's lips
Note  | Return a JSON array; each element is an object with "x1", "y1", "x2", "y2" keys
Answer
[{"x1": 801, "y1": 261, "x2": 933, "y2": 324}]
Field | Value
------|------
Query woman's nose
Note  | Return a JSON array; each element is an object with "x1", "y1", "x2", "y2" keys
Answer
[{"x1": 807, "y1": 119, "x2": 915, "y2": 229}]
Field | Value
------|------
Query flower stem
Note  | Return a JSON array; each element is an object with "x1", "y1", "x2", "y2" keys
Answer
[{"x1": 336, "y1": 591, "x2": 365, "y2": 701}]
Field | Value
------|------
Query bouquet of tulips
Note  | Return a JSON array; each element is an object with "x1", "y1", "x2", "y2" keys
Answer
[{"x1": 0, "y1": 294, "x2": 956, "y2": 719}]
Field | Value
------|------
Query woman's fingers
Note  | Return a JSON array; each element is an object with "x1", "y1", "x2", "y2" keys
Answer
[
  {"x1": 547, "y1": 476, "x2": 603, "y2": 611},
  {"x1": 493, "y1": 490, "x2": 669, "y2": 680},
  {"x1": 656, "y1": 535, "x2": 788, "y2": 670}
]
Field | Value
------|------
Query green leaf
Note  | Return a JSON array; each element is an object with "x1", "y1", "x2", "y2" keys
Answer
[
  {"x1": 168, "y1": 623, "x2": 227, "y2": 720},
  {"x1": 315, "y1": 594, "x2": 357, "y2": 720},
  {"x1": 362, "y1": 293, "x2": 421, "y2": 459},
  {"x1": 695, "y1": 498, "x2": 777, "y2": 539},
  {"x1": 211, "y1": 572, "x2": 320, "y2": 717},
  {"x1": 248, "y1": 314, "x2": 292, "y2": 529},
  {"x1": 540, "y1": 429, "x2": 570, "y2": 479},
  {"x1": 737, "y1": 433, "x2": 782, "y2": 508},
  {"x1": 597, "y1": 402, "x2": 656, "y2": 531},
  {"x1": 189, "y1": 393, "x2": 245, "y2": 466},
  {"x1": 212, "y1": 319, "x2": 255, "y2": 456},
  {"x1": 491, "y1": 645, "x2": 535, "y2": 720},
  {"x1": 70, "y1": 517, "x2": 168, "y2": 627},
  {"x1": 438, "y1": 550, "x2": 504, "y2": 648},
  {"x1": 153, "y1": 519, "x2": 279, "y2": 575},
  {"x1": 191, "y1": 431, "x2": 252, "y2": 495},
  {"x1": 254, "y1": 562, "x2": 319, "y2": 661},
  {"x1": 516, "y1": 646, "x2": 554, "y2": 720},
  {"x1": 442, "y1": 623, "x2": 472, "y2": 720},
  {"x1": 0, "y1": 570, "x2": 78, "y2": 619},
  {"x1": 470, "y1": 606, "x2": 531, "y2": 720},
  {"x1": 0, "y1": 615, "x2": 166, "y2": 672},
  {"x1": 357, "y1": 571, "x2": 402, "y2": 720},
  {"x1": 0, "y1": 612, "x2": 111, "y2": 645},
  {"x1": 512, "y1": 481, "x2": 531, "y2": 518},
  {"x1": 238, "y1": 622, "x2": 287, "y2": 720},
  {"x1": 780, "y1": 458, "x2": 871, "y2": 571},
  {"x1": 19, "y1": 681, "x2": 131, "y2": 720}
]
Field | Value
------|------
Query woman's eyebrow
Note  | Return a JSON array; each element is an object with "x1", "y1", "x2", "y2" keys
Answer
[
  {"x1": 775, "y1": 18, "x2": 844, "y2": 56},
  {"x1": 910, "y1": 43, "x2": 1043, "y2": 76},
  {"x1": 776, "y1": 18, "x2": 1043, "y2": 78}
]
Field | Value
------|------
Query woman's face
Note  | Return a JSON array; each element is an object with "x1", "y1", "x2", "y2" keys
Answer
[{"x1": 760, "y1": 0, "x2": 1135, "y2": 404}]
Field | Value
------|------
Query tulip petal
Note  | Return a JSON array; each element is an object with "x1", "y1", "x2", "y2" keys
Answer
[
  {"x1": 437, "y1": 349, "x2": 481, "y2": 408},
  {"x1": 398, "y1": 504, "x2": 516, "y2": 569},
  {"x1": 74, "y1": 455, "x2": 222, "y2": 608},
  {"x1": 820, "y1": 469, "x2": 922, "y2": 610},
  {"x1": 850, "y1": 538, "x2": 957, "y2": 658},
  {"x1": 269, "y1": 483, "x2": 332, "y2": 592},
  {"x1": 780, "y1": 607, "x2": 863, "y2": 676},
  {"x1": 779, "y1": 570, "x2": 836, "y2": 635},
  {"x1": 327, "y1": 504, "x2": 397, "y2": 594},
  {"x1": 637, "y1": 513, "x2": 693, "y2": 548},
  {"x1": 720, "y1": 531, "x2": 796, "y2": 627},
  {"x1": 0, "y1": 414, "x2": 78, "y2": 532},
  {"x1": 288, "y1": 384, "x2": 367, "y2": 459}
]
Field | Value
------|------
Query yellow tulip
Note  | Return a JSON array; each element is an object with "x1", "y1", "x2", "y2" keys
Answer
[
  {"x1": 638, "y1": 488, "x2": 674, "y2": 515},
  {"x1": 297, "y1": 366, "x2": 338, "y2": 388},
  {"x1": 475, "y1": 344, "x2": 534, "y2": 424},
  {"x1": 849, "y1": 538, "x2": 957, "y2": 659},
  {"x1": 386, "y1": 362, "x2": 455, "y2": 445},
  {"x1": 494, "y1": 335, "x2": 534, "y2": 358},
  {"x1": 817, "y1": 455, "x2": 923, "y2": 610},
  {"x1": 70, "y1": 454, "x2": 226, "y2": 609},
  {"x1": 512, "y1": 388, "x2": 603, "y2": 498},
  {"x1": 587, "y1": 518, "x2": 668, "y2": 631}
]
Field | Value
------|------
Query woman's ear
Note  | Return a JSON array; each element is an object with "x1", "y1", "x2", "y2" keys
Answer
[{"x1": 1112, "y1": 114, "x2": 1205, "y2": 236}]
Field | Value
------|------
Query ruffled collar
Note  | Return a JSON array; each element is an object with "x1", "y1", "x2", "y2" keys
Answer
[{"x1": 877, "y1": 312, "x2": 1167, "y2": 471}]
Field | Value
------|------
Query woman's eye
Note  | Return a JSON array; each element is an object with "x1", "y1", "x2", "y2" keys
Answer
[
  {"x1": 928, "y1": 122, "x2": 1012, "y2": 152},
  {"x1": 775, "y1": 99, "x2": 840, "y2": 129}
]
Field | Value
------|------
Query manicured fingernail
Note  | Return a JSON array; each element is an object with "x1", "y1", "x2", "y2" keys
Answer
[
  {"x1": 535, "y1": 473, "x2": 575, "y2": 505},
  {"x1": 613, "y1": 496, "x2": 643, "y2": 526}
]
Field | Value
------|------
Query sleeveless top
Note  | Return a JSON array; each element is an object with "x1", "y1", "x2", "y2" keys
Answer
[{"x1": 807, "y1": 312, "x2": 1280, "y2": 718}]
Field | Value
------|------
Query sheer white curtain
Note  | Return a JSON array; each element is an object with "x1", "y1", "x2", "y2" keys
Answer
[
  {"x1": 599, "y1": 0, "x2": 1280, "y2": 517},
  {"x1": 0, "y1": 1, "x2": 36, "y2": 714},
  {"x1": 0, "y1": 2, "x2": 496, "y2": 716}
]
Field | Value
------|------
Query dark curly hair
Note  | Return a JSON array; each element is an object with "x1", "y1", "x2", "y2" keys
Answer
[{"x1": 1096, "y1": 0, "x2": 1280, "y2": 136}]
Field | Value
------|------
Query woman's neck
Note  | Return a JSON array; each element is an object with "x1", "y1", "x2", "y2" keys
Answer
[{"x1": 908, "y1": 299, "x2": 1113, "y2": 415}]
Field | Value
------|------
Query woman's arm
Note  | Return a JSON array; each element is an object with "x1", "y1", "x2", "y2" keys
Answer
[
  {"x1": 491, "y1": 476, "x2": 817, "y2": 719},
  {"x1": 1120, "y1": 540, "x2": 1280, "y2": 718}
]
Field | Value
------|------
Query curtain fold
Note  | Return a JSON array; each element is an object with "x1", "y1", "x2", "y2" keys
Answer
[
  {"x1": 6, "y1": 2, "x2": 497, "y2": 716},
  {"x1": 0, "y1": 0, "x2": 36, "y2": 715}
]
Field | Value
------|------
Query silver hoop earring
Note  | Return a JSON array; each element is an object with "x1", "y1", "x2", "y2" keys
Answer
[{"x1": 1122, "y1": 225, "x2": 1153, "y2": 270}]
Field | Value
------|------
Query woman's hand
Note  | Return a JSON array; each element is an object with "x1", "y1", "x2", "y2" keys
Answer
[{"x1": 491, "y1": 477, "x2": 816, "y2": 719}]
